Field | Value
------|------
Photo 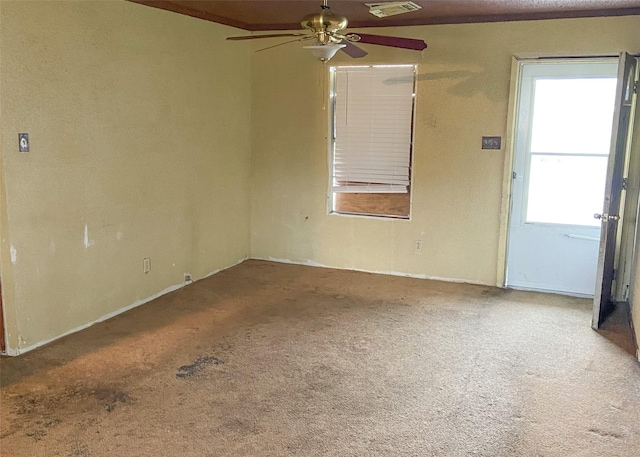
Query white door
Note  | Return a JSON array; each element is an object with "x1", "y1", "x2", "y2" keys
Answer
[{"x1": 506, "y1": 59, "x2": 619, "y2": 296}]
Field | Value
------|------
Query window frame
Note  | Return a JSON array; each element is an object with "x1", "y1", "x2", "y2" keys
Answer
[{"x1": 327, "y1": 64, "x2": 418, "y2": 220}]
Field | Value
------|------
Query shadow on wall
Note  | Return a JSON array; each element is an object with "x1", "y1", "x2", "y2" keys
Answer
[{"x1": 384, "y1": 69, "x2": 504, "y2": 101}]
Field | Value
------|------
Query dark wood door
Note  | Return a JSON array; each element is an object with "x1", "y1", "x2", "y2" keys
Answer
[{"x1": 593, "y1": 53, "x2": 639, "y2": 328}]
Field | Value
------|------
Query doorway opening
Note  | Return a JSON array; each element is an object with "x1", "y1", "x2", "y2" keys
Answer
[{"x1": 506, "y1": 59, "x2": 618, "y2": 297}]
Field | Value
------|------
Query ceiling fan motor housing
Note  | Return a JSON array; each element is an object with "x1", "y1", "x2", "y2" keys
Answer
[
  {"x1": 227, "y1": 1, "x2": 427, "y2": 60},
  {"x1": 301, "y1": 7, "x2": 348, "y2": 44}
]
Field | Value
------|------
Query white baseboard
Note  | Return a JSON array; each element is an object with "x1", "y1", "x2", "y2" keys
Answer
[
  {"x1": 251, "y1": 256, "x2": 489, "y2": 287},
  {"x1": 3, "y1": 256, "x2": 248, "y2": 356}
]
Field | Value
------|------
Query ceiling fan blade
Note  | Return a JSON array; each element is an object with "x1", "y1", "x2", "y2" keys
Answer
[
  {"x1": 256, "y1": 36, "x2": 315, "y2": 53},
  {"x1": 227, "y1": 33, "x2": 307, "y2": 41},
  {"x1": 354, "y1": 33, "x2": 427, "y2": 51},
  {"x1": 340, "y1": 41, "x2": 368, "y2": 59}
]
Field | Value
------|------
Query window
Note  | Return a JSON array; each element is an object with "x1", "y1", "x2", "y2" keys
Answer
[
  {"x1": 525, "y1": 77, "x2": 617, "y2": 226},
  {"x1": 329, "y1": 65, "x2": 416, "y2": 219}
]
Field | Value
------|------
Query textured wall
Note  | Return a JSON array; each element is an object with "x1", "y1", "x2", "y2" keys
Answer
[
  {"x1": 2, "y1": 3, "x2": 640, "y2": 356},
  {"x1": 250, "y1": 16, "x2": 640, "y2": 286},
  {"x1": 0, "y1": 0, "x2": 252, "y2": 353}
]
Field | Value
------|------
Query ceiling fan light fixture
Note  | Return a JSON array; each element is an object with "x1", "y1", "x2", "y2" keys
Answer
[
  {"x1": 366, "y1": 2, "x2": 422, "y2": 18},
  {"x1": 228, "y1": 1, "x2": 427, "y2": 59},
  {"x1": 303, "y1": 43, "x2": 346, "y2": 62}
]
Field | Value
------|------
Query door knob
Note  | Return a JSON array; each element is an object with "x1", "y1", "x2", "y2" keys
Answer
[{"x1": 594, "y1": 213, "x2": 620, "y2": 221}]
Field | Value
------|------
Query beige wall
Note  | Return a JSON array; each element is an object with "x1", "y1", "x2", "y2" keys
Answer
[
  {"x1": 2, "y1": 3, "x2": 640, "y2": 356},
  {"x1": 0, "y1": 0, "x2": 252, "y2": 354},
  {"x1": 250, "y1": 16, "x2": 640, "y2": 286}
]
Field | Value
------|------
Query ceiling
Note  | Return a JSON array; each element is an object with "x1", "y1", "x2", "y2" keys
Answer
[{"x1": 128, "y1": 0, "x2": 640, "y2": 31}]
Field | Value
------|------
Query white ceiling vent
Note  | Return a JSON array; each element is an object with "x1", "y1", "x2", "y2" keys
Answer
[{"x1": 365, "y1": 2, "x2": 422, "y2": 18}]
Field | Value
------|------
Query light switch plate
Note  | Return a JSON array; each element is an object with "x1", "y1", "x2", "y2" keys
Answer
[
  {"x1": 19, "y1": 133, "x2": 29, "y2": 152},
  {"x1": 482, "y1": 136, "x2": 501, "y2": 150}
]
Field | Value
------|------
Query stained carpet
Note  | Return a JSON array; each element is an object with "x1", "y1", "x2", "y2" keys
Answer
[{"x1": 1, "y1": 260, "x2": 639, "y2": 456}]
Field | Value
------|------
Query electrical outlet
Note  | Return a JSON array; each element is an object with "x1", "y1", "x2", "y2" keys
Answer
[
  {"x1": 415, "y1": 239, "x2": 423, "y2": 253},
  {"x1": 143, "y1": 257, "x2": 151, "y2": 273}
]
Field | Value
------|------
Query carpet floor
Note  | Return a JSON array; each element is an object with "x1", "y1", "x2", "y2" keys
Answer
[{"x1": 1, "y1": 260, "x2": 639, "y2": 456}]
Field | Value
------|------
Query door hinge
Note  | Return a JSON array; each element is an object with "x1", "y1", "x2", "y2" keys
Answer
[
  {"x1": 634, "y1": 81, "x2": 638, "y2": 94},
  {"x1": 613, "y1": 268, "x2": 617, "y2": 281},
  {"x1": 622, "y1": 177, "x2": 628, "y2": 190}
]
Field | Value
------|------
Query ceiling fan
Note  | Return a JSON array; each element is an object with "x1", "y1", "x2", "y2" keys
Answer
[{"x1": 226, "y1": 0, "x2": 427, "y2": 62}]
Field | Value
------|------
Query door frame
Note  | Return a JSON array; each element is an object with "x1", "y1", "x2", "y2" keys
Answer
[
  {"x1": 498, "y1": 55, "x2": 622, "y2": 289},
  {"x1": 505, "y1": 58, "x2": 617, "y2": 296}
]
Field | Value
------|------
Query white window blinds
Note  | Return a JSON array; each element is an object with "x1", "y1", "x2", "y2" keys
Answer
[{"x1": 332, "y1": 65, "x2": 415, "y2": 193}]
